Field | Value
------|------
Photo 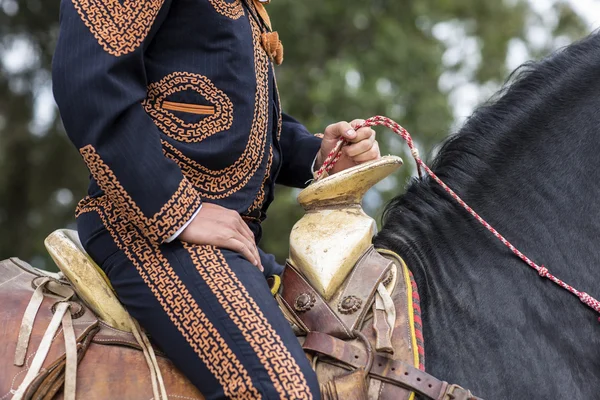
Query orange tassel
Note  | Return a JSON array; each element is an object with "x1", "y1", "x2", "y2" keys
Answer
[{"x1": 261, "y1": 32, "x2": 284, "y2": 65}]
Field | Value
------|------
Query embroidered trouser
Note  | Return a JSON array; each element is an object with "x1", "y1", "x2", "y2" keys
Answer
[{"x1": 77, "y1": 211, "x2": 320, "y2": 400}]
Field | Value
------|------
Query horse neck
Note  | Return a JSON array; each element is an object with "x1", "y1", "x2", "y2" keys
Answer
[{"x1": 375, "y1": 37, "x2": 600, "y2": 398}]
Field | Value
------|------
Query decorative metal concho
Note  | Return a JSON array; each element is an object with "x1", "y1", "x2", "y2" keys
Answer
[
  {"x1": 338, "y1": 295, "x2": 362, "y2": 314},
  {"x1": 294, "y1": 292, "x2": 316, "y2": 312}
]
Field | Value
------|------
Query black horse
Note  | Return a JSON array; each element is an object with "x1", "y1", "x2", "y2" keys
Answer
[{"x1": 375, "y1": 32, "x2": 600, "y2": 399}]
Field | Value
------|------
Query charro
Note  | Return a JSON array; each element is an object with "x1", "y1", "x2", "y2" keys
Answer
[{"x1": 0, "y1": 155, "x2": 480, "y2": 399}]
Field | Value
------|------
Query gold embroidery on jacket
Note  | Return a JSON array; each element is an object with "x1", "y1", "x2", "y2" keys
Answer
[
  {"x1": 245, "y1": 146, "x2": 273, "y2": 216},
  {"x1": 185, "y1": 244, "x2": 313, "y2": 399},
  {"x1": 209, "y1": 0, "x2": 244, "y2": 20},
  {"x1": 244, "y1": 68, "x2": 281, "y2": 216},
  {"x1": 158, "y1": 14, "x2": 270, "y2": 199},
  {"x1": 143, "y1": 72, "x2": 234, "y2": 143},
  {"x1": 76, "y1": 201, "x2": 260, "y2": 399},
  {"x1": 79, "y1": 145, "x2": 201, "y2": 243},
  {"x1": 244, "y1": 68, "x2": 282, "y2": 215},
  {"x1": 71, "y1": 0, "x2": 164, "y2": 57}
]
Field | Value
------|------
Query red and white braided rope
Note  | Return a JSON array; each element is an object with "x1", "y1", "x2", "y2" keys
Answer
[{"x1": 315, "y1": 115, "x2": 600, "y2": 319}]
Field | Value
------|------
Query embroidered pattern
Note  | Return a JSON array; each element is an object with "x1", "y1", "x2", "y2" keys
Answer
[
  {"x1": 208, "y1": 0, "x2": 244, "y2": 20},
  {"x1": 79, "y1": 145, "x2": 201, "y2": 243},
  {"x1": 71, "y1": 0, "x2": 164, "y2": 57},
  {"x1": 159, "y1": 14, "x2": 270, "y2": 199},
  {"x1": 143, "y1": 72, "x2": 234, "y2": 143},
  {"x1": 185, "y1": 244, "x2": 313, "y2": 399},
  {"x1": 245, "y1": 70, "x2": 281, "y2": 216},
  {"x1": 77, "y1": 200, "x2": 259, "y2": 399},
  {"x1": 245, "y1": 146, "x2": 272, "y2": 215}
]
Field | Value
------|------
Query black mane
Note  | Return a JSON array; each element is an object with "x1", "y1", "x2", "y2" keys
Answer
[
  {"x1": 381, "y1": 31, "x2": 600, "y2": 229},
  {"x1": 375, "y1": 32, "x2": 600, "y2": 399}
]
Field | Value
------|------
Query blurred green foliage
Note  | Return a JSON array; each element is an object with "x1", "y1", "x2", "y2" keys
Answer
[{"x1": 0, "y1": 0, "x2": 589, "y2": 269}]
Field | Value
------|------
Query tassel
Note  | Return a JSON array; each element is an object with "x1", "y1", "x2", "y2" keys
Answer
[{"x1": 261, "y1": 32, "x2": 284, "y2": 65}]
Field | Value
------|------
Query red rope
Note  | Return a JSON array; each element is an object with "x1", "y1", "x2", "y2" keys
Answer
[{"x1": 315, "y1": 115, "x2": 600, "y2": 319}]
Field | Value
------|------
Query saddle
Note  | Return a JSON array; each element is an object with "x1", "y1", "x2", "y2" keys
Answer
[
  {"x1": 0, "y1": 235, "x2": 202, "y2": 400},
  {"x1": 1, "y1": 156, "x2": 480, "y2": 400},
  {"x1": 278, "y1": 156, "x2": 481, "y2": 400}
]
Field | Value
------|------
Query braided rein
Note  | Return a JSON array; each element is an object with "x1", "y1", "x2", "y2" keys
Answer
[{"x1": 314, "y1": 115, "x2": 600, "y2": 320}]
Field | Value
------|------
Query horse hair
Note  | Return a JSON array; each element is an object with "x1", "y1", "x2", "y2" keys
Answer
[{"x1": 375, "y1": 32, "x2": 600, "y2": 399}]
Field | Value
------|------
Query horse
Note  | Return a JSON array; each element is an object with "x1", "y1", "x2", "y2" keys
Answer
[
  {"x1": 374, "y1": 32, "x2": 600, "y2": 399},
  {"x1": 2, "y1": 32, "x2": 600, "y2": 400}
]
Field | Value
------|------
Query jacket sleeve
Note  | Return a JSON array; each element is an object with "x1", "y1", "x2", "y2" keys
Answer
[
  {"x1": 276, "y1": 113, "x2": 323, "y2": 188},
  {"x1": 52, "y1": 0, "x2": 201, "y2": 244}
]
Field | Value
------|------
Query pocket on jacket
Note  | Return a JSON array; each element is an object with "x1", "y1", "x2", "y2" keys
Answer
[
  {"x1": 143, "y1": 71, "x2": 234, "y2": 143},
  {"x1": 162, "y1": 101, "x2": 215, "y2": 116}
]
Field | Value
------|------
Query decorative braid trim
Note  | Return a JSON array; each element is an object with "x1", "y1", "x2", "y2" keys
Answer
[
  {"x1": 79, "y1": 145, "x2": 202, "y2": 243},
  {"x1": 408, "y1": 269, "x2": 425, "y2": 371},
  {"x1": 143, "y1": 72, "x2": 234, "y2": 143},
  {"x1": 77, "y1": 202, "x2": 260, "y2": 399},
  {"x1": 208, "y1": 0, "x2": 244, "y2": 19},
  {"x1": 185, "y1": 244, "x2": 313, "y2": 399},
  {"x1": 159, "y1": 13, "x2": 270, "y2": 199},
  {"x1": 71, "y1": 0, "x2": 165, "y2": 57}
]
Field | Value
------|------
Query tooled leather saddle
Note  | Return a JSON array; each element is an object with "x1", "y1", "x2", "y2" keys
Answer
[
  {"x1": 276, "y1": 156, "x2": 481, "y2": 400},
  {"x1": 1, "y1": 156, "x2": 481, "y2": 400}
]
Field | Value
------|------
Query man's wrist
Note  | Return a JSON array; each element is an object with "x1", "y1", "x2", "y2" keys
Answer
[{"x1": 165, "y1": 204, "x2": 202, "y2": 243}]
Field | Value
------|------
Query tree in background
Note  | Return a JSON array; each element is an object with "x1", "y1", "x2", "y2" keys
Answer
[{"x1": 0, "y1": 0, "x2": 590, "y2": 269}]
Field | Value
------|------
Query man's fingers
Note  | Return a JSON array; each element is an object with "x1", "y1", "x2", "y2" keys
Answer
[
  {"x1": 235, "y1": 214, "x2": 255, "y2": 243},
  {"x1": 349, "y1": 127, "x2": 375, "y2": 143},
  {"x1": 224, "y1": 237, "x2": 263, "y2": 272},
  {"x1": 233, "y1": 217, "x2": 261, "y2": 267},
  {"x1": 350, "y1": 119, "x2": 366, "y2": 130},
  {"x1": 231, "y1": 218, "x2": 261, "y2": 270},
  {"x1": 344, "y1": 134, "x2": 376, "y2": 157},
  {"x1": 324, "y1": 121, "x2": 356, "y2": 141},
  {"x1": 352, "y1": 142, "x2": 381, "y2": 163}
]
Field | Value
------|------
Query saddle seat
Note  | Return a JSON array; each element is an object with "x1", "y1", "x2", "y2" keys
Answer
[{"x1": 44, "y1": 229, "x2": 132, "y2": 332}]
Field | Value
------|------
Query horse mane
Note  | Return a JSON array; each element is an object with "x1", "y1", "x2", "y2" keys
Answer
[{"x1": 380, "y1": 32, "x2": 600, "y2": 229}]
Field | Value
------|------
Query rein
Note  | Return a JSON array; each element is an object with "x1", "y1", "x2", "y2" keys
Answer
[{"x1": 315, "y1": 115, "x2": 600, "y2": 320}]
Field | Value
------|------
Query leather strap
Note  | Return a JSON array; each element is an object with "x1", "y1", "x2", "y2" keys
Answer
[
  {"x1": 321, "y1": 369, "x2": 369, "y2": 400},
  {"x1": 14, "y1": 277, "x2": 51, "y2": 366},
  {"x1": 281, "y1": 264, "x2": 352, "y2": 338},
  {"x1": 303, "y1": 332, "x2": 482, "y2": 400},
  {"x1": 281, "y1": 247, "x2": 392, "y2": 339},
  {"x1": 328, "y1": 247, "x2": 392, "y2": 333}
]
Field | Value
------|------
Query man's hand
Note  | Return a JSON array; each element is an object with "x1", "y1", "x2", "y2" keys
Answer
[
  {"x1": 178, "y1": 203, "x2": 263, "y2": 271},
  {"x1": 315, "y1": 119, "x2": 380, "y2": 175}
]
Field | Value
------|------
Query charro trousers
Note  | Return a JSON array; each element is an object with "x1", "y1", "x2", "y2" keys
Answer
[{"x1": 77, "y1": 210, "x2": 320, "y2": 400}]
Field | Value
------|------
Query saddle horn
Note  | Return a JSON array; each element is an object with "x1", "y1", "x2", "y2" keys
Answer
[{"x1": 289, "y1": 155, "x2": 403, "y2": 300}]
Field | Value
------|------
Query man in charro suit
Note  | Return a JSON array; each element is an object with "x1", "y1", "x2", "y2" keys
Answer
[{"x1": 52, "y1": 0, "x2": 380, "y2": 398}]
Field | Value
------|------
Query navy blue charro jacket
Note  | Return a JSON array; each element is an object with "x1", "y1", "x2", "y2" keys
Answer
[{"x1": 52, "y1": 0, "x2": 322, "y2": 244}]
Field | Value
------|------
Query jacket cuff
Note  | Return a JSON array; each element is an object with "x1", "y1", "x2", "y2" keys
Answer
[
  {"x1": 142, "y1": 178, "x2": 203, "y2": 244},
  {"x1": 164, "y1": 203, "x2": 203, "y2": 243}
]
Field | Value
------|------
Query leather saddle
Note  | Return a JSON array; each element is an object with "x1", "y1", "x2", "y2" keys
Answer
[
  {"x1": 277, "y1": 156, "x2": 481, "y2": 400},
  {"x1": 5, "y1": 156, "x2": 479, "y2": 400}
]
